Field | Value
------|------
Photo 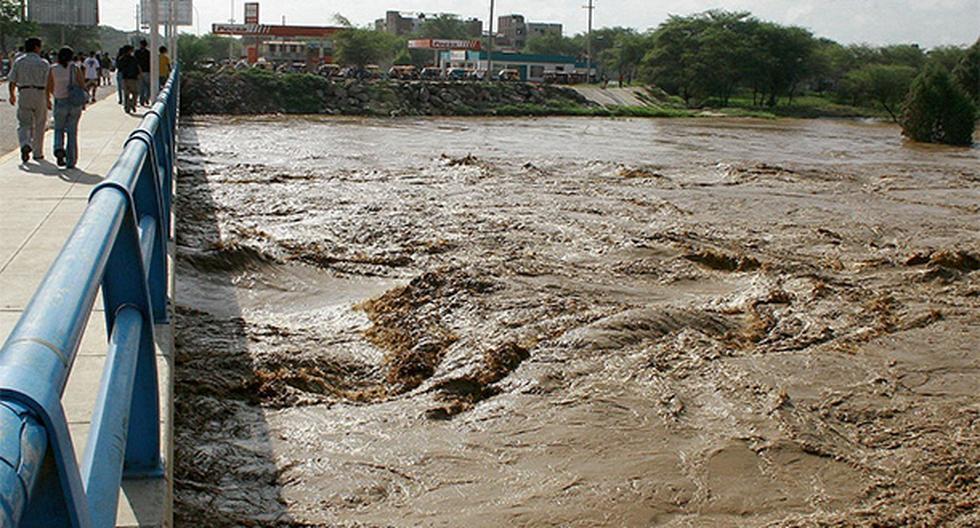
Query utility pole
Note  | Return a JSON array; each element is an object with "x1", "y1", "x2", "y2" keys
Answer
[
  {"x1": 584, "y1": 0, "x2": 595, "y2": 83},
  {"x1": 151, "y1": 0, "x2": 159, "y2": 100},
  {"x1": 486, "y1": 0, "x2": 494, "y2": 80}
]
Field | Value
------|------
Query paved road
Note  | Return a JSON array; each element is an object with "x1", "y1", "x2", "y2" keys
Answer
[
  {"x1": 1, "y1": 82, "x2": 120, "y2": 156},
  {"x1": 571, "y1": 85, "x2": 650, "y2": 107}
]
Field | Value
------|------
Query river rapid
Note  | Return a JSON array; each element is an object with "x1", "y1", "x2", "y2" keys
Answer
[{"x1": 174, "y1": 116, "x2": 979, "y2": 527}]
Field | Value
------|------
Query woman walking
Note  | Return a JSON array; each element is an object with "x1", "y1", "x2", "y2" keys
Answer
[{"x1": 47, "y1": 46, "x2": 86, "y2": 169}]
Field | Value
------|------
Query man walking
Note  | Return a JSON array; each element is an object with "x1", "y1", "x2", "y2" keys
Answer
[
  {"x1": 7, "y1": 37, "x2": 50, "y2": 163},
  {"x1": 117, "y1": 46, "x2": 141, "y2": 114},
  {"x1": 135, "y1": 40, "x2": 150, "y2": 106},
  {"x1": 83, "y1": 52, "x2": 101, "y2": 103}
]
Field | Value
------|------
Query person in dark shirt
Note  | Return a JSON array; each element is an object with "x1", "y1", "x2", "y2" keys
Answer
[
  {"x1": 117, "y1": 46, "x2": 141, "y2": 113},
  {"x1": 134, "y1": 39, "x2": 150, "y2": 106}
]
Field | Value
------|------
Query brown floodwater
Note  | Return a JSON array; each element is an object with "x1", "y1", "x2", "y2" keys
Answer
[{"x1": 174, "y1": 116, "x2": 979, "y2": 527}]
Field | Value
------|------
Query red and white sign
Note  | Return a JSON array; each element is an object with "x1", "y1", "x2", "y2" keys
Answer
[
  {"x1": 244, "y1": 2, "x2": 260, "y2": 25},
  {"x1": 408, "y1": 39, "x2": 482, "y2": 51},
  {"x1": 212, "y1": 23, "x2": 340, "y2": 38}
]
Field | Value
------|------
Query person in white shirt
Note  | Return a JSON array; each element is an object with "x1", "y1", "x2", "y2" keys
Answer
[{"x1": 83, "y1": 52, "x2": 100, "y2": 103}]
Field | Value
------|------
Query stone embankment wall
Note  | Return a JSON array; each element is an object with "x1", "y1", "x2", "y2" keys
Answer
[{"x1": 181, "y1": 70, "x2": 596, "y2": 116}]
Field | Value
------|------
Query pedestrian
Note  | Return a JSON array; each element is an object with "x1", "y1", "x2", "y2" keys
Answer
[
  {"x1": 83, "y1": 52, "x2": 100, "y2": 103},
  {"x1": 158, "y1": 46, "x2": 171, "y2": 88},
  {"x1": 7, "y1": 37, "x2": 50, "y2": 163},
  {"x1": 48, "y1": 46, "x2": 87, "y2": 169},
  {"x1": 135, "y1": 39, "x2": 150, "y2": 106},
  {"x1": 115, "y1": 47, "x2": 124, "y2": 104},
  {"x1": 117, "y1": 45, "x2": 141, "y2": 114},
  {"x1": 100, "y1": 52, "x2": 112, "y2": 86}
]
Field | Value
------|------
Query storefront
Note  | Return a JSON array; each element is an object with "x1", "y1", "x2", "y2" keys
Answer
[{"x1": 439, "y1": 51, "x2": 593, "y2": 82}]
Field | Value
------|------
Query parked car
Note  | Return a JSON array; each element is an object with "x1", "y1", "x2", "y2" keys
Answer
[
  {"x1": 497, "y1": 69, "x2": 520, "y2": 82},
  {"x1": 317, "y1": 63, "x2": 342, "y2": 78},
  {"x1": 447, "y1": 68, "x2": 470, "y2": 81},
  {"x1": 388, "y1": 65, "x2": 418, "y2": 80},
  {"x1": 364, "y1": 65, "x2": 382, "y2": 79},
  {"x1": 420, "y1": 67, "x2": 442, "y2": 81}
]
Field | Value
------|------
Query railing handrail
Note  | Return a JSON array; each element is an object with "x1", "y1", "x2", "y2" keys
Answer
[{"x1": 0, "y1": 67, "x2": 179, "y2": 528}]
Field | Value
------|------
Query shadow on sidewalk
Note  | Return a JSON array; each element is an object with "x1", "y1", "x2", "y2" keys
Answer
[{"x1": 18, "y1": 159, "x2": 103, "y2": 185}]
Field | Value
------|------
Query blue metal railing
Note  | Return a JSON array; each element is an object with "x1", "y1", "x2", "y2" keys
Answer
[{"x1": 0, "y1": 67, "x2": 179, "y2": 527}]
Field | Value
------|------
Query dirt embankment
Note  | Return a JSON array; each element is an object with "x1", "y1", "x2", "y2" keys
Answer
[
  {"x1": 173, "y1": 117, "x2": 980, "y2": 527},
  {"x1": 180, "y1": 69, "x2": 594, "y2": 117}
]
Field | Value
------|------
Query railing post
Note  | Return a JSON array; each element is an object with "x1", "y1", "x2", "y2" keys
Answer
[
  {"x1": 91, "y1": 183, "x2": 161, "y2": 478},
  {"x1": 124, "y1": 131, "x2": 169, "y2": 324}
]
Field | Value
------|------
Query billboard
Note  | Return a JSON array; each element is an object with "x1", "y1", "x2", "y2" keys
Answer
[
  {"x1": 244, "y1": 3, "x2": 260, "y2": 25},
  {"x1": 28, "y1": 0, "x2": 99, "y2": 26},
  {"x1": 140, "y1": 0, "x2": 193, "y2": 27}
]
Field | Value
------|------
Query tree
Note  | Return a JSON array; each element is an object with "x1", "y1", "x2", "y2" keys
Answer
[
  {"x1": 927, "y1": 45, "x2": 967, "y2": 72},
  {"x1": 598, "y1": 31, "x2": 648, "y2": 85},
  {"x1": 952, "y1": 39, "x2": 979, "y2": 105},
  {"x1": 176, "y1": 33, "x2": 242, "y2": 70},
  {"x1": 417, "y1": 14, "x2": 473, "y2": 40},
  {"x1": 842, "y1": 64, "x2": 916, "y2": 121},
  {"x1": 334, "y1": 28, "x2": 394, "y2": 68},
  {"x1": 0, "y1": 0, "x2": 37, "y2": 54},
  {"x1": 901, "y1": 63, "x2": 976, "y2": 146},
  {"x1": 524, "y1": 32, "x2": 581, "y2": 57},
  {"x1": 640, "y1": 14, "x2": 711, "y2": 105}
]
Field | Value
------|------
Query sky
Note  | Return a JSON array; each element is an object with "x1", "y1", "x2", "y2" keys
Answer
[{"x1": 101, "y1": 0, "x2": 980, "y2": 48}]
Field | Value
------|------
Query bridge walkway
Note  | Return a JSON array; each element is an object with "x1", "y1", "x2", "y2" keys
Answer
[{"x1": 0, "y1": 96, "x2": 173, "y2": 527}]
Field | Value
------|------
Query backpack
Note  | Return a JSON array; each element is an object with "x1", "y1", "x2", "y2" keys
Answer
[{"x1": 67, "y1": 64, "x2": 88, "y2": 108}]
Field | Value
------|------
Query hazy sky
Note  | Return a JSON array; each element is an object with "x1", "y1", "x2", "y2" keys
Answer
[{"x1": 102, "y1": 0, "x2": 979, "y2": 48}]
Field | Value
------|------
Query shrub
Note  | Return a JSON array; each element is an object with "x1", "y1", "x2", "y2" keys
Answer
[
  {"x1": 900, "y1": 64, "x2": 976, "y2": 146},
  {"x1": 952, "y1": 39, "x2": 979, "y2": 105}
]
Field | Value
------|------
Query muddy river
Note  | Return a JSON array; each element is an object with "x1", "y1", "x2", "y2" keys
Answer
[{"x1": 174, "y1": 116, "x2": 979, "y2": 527}]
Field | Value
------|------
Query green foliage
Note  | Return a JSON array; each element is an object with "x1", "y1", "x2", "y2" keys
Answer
[
  {"x1": 952, "y1": 39, "x2": 979, "y2": 104},
  {"x1": 639, "y1": 11, "x2": 805, "y2": 107},
  {"x1": 177, "y1": 33, "x2": 242, "y2": 70},
  {"x1": 523, "y1": 32, "x2": 581, "y2": 57},
  {"x1": 841, "y1": 64, "x2": 917, "y2": 121},
  {"x1": 417, "y1": 14, "x2": 473, "y2": 40},
  {"x1": 927, "y1": 45, "x2": 967, "y2": 72},
  {"x1": 35, "y1": 23, "x2": 100, "y2": 50},
  {"x1": 0, "y1": 0, "x2": 36, "y2": 54},
  {"x1": 901, "y1": 64, "x2": 976, "y2": 146},
  {"x1": 334, "y1": 28, "x2": 397, "y2": 68}
]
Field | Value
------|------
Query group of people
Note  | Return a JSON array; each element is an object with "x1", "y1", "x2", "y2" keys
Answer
[
  {"x1": 6, "y1": 37, "x2": 172, "y2": 170},
  {"x1": 114, "y1": 40, "x2": 171, "y2": 114},
  {"x1": 7, "y1": 38, "x2": 85, "y2": 168}
]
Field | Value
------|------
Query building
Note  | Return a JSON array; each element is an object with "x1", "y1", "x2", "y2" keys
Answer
[
  {"x1": 496, "y1": 14, "x2": 562, "y2": 51},
  {"x1": 28, "y1": 0, "x2": 99, "y2": 26},
  {"x1": 440, "y1": 51, "x2": 593, "y2": 83},
  {"x1": 376, "y1": 11, "x2": 482, "y2": 38},
  {"x1": 496, "y1": 14, "x2": 526, "y2": 50},
  {"x1": 212, "y1": 23, "x2": 340, "y2": 65},
  {"x1": 527, "y1": 23, "x2": 562, "y2": 40}
]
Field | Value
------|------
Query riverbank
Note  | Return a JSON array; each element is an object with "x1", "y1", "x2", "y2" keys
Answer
[{"x1": 181, "y1": 70, "x2": 879, "y2": 120}]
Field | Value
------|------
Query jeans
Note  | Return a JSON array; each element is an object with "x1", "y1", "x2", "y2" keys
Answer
[
  {"x1": 53, "y1": 99, "x2": 82, "y2": 168},
  {"x1": 139, "y1": 72, "x2": 150, "y2": 105},
  {"x1": 116, "y1": 70, "x2": 124, "y2": 103}
]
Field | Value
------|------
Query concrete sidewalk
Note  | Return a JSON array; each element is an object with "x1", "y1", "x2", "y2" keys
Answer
[{"x1": 0, "y1": 97, "x2": 173, "y2": 526}]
